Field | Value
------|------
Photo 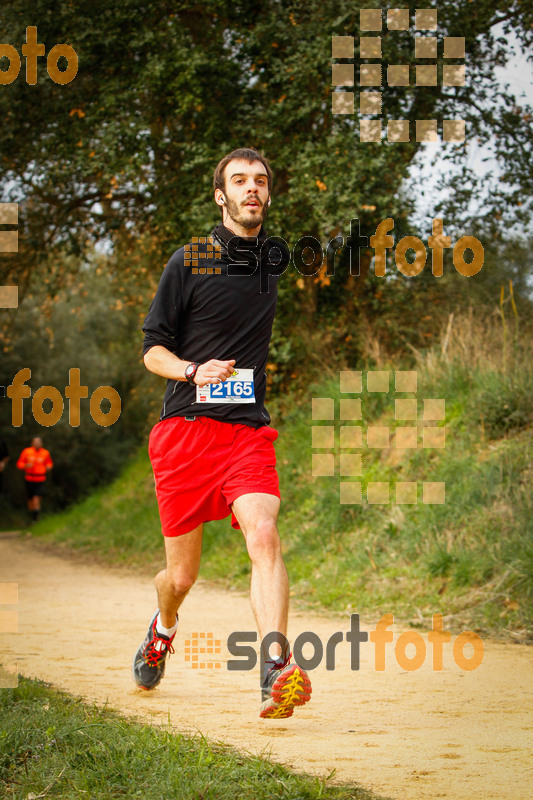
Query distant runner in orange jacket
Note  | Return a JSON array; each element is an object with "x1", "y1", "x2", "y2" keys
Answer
[{"x1": 16, "y1": 437, "x2": 53, "y2": 523}]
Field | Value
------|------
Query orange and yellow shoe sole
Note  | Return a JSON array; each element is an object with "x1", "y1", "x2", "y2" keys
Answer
[{"x1": 260, "y1": 664, "x2": 312, "y2": 719}]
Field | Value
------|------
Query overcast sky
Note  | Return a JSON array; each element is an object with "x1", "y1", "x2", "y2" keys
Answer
[{"x1": 407, "y1": 28, "x2": 533, "y2": 235}]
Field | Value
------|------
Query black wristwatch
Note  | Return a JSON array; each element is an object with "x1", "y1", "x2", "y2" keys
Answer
[{"x1": 184, "y1": 362, "x2": 201, "y2": 385}]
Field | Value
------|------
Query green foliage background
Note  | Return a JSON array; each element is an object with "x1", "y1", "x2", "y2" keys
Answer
[{"x1": 0, "y1": 1, "x2": 531, "y2": 632}]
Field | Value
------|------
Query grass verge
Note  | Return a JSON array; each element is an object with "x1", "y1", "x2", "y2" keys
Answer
[{"x1": 0, "y1": 676, "x2": 385, "y2": 800}]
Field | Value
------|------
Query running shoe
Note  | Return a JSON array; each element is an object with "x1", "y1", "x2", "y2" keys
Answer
[
  {"x1": 260, "y1": 657, "x2": 312, "y2": 719},
  {"x1": 132, "y1": 610, "x2": 176, "y2": 690}
]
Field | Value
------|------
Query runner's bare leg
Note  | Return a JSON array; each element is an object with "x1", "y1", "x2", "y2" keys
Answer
[
  {"x1": 28, "y1": 496, "x2": 40, "y2": 513},
  {"x1": 231, "y1": 493, "x2": 288, "y2": 658},
  {"x1": 155, "y1": 524, "x2": 203, "y2": 628}
]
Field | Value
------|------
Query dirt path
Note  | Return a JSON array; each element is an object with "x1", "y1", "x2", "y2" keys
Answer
[{"x1": 1, "y1": 532, "x2": 532, "y2": 800}]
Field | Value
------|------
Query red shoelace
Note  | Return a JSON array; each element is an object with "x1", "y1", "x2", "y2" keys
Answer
[{"x1": 144, "y1": 635, "x2": 175, "y2": 667}]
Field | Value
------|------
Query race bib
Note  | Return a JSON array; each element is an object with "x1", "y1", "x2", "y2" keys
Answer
[{"x1": 196, "y1": 368, "x2": 255, "y2": 404}]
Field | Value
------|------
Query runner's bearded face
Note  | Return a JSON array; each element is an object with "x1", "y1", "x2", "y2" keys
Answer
[{"x1": 223, "y1": 163, "x2": 270, "y2": 230}]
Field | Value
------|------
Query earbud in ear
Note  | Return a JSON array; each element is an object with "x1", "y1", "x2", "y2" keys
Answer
[
  {"x1": 267, "y1": 197, "x2": 271, "y2": 207},
  {"x1": 220, "y1": 195, "x2": 226, "y2": 206}
]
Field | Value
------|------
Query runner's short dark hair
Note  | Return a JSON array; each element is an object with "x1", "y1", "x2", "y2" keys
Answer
[{"x1": 213, "y1": 148, "x2": 273, "y2": 195}]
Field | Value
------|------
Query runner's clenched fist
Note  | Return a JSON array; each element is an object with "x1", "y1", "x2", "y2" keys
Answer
[{"x1": 193, "y1": 359, "x2": 236, "y2": 387}]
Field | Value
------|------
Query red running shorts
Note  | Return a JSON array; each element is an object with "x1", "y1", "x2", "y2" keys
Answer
[{"x1": 148, "y1": 416, "x2": 280, "y2": 537}]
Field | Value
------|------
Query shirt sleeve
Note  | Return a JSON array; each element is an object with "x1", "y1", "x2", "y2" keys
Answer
[
  {"x1": 16, "y1": 448, "x2": 28, "y2": 470},
  {"x1": 142, "y1": 248, "x2": 192, "y2": 356},
  {"x1": 44, "y1": 451, "x2": 53, "y2": 469}
]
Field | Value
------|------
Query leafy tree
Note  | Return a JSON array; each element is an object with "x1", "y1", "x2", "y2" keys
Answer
[
  {"x1": 0, "y1": 0, "x2": 531, "y2": 392},
  {"x1": 1, "y1": 1, "x2": 530, "y2": 277}
]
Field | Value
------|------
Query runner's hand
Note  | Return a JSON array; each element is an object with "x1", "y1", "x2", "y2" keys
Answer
[{"x1": 194, "y1": 359, "x2": 236, "y2": 387}]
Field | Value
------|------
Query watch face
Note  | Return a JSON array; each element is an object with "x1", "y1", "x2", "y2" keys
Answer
[{"x1": 185, "y1": 363, "x2": 197, "y2": 382}]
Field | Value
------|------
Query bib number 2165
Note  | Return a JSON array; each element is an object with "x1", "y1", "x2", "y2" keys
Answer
[{"x1": 196, "y1": 368, "x2": 255, "y2": 404}]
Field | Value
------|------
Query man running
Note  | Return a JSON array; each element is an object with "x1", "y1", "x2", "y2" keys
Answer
[
  {"x1": 132, "y1": 147, "x2": 311, "y2": 719},
  {"x1": 16, "y1": 436, "x2": 53, "y2": 522}
]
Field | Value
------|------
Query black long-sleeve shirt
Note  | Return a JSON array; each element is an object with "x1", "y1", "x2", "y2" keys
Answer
[{"x1": 142, "y1": 228, "x2": 281, "y2": 427}]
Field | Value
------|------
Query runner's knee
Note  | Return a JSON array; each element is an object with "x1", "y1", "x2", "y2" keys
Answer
[
  {"x1": 245, "y1": 518, "x2": 280, "y2": 563},
  {"x1": 160, "y1": 570, "x2": 197, "y2": 597}
]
